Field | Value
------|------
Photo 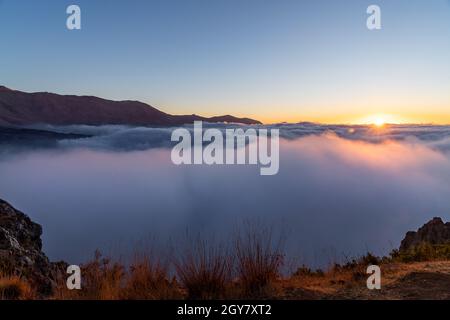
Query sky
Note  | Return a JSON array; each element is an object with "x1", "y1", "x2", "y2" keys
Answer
[{"x1": 0, "y1": 0, "x2": 449, "y2": 124}]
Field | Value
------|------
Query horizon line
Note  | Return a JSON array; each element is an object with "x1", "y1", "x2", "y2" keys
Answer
[{"x1": 2, "y1": 84, "x2": 450, "y2": 127}]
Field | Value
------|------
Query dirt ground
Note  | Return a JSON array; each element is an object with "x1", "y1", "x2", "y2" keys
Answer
[{"x1": 277, "y1": 260, "x2": 450, "y2": 300}]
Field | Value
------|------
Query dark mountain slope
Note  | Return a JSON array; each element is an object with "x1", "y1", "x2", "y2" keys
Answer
[{"x1": 0, "y1": 86, "x2": 261, "y2": 126}]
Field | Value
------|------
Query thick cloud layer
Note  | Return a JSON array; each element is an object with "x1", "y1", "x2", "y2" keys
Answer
[
  {"x1": 1, "y1": 124, "x2": 450, "y2": 268},
  {"x1": 25, "y1": 123, "x2": 450, "y2": 154}
]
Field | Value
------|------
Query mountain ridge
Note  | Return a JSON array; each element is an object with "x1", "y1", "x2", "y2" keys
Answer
[{"x1": 0, "y1": 86, "x2": 261, "y2": 126}]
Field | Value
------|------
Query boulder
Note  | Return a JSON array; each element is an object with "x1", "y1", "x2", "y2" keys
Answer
[
  {"x1": 0, "y1": 198, "x2": 65, "y2": 296},
  {"x1": 400, "y1": 217, "x2": 450, "y2": 252}
]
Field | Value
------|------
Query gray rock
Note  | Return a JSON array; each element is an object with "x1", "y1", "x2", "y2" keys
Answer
[
  {"x1": 0, "y1": 198, "x2": 66, "y2": 296},
  {"x1": 400, "y1": 217, "x2": 450, "y2": 252}
]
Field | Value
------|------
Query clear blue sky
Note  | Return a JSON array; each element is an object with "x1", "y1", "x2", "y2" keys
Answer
[{"x1": 1, "y1": 0, "x2": 450, "y2": 123}]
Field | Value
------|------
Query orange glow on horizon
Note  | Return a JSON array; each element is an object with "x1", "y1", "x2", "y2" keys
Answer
[{"x1": 251, "y1": 113, "x2": 450, "y2": 125}]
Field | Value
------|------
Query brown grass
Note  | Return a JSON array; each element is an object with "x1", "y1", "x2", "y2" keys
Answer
[
  {"x1": 122, "y1": 254, "x2": 181, "y2": 299},
  {"x1": 54, "y1": 250, "x2": 124, "y2": 299},
  {"x1": 53, "y1": 227, "x2": 285, "y2": 300},
  {"x1": 54, "y1": 250, "x2": 181, "y2": 300},
  {"x1": 174, "y1": 240, "x2": 232, "y2": 299},
  {"x1": 4, "y1": 230, "x2": 448, "y2": 300},
  {"x1": 0, "y1": 275, "x2": 35, "y2": 300},
  {"x1": 235, "y1": 227, "x2": 284, "y2": 298}
]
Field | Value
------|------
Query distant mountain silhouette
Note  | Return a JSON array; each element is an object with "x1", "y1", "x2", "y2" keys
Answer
[{"x1": 0, "y1": 86, "x2": 261, "y2": 126}]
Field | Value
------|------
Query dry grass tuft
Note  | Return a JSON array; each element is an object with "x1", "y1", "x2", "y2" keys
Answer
[
  {"x1": 0, "y1": 275, "x2": 35, "y2": 300},
  {"x1": 122, "y1": 254, "x2": 181, "y2": 299},
  {"x1": 235, "y1": 227, "x2": 284, "y2": 298},
  {"x1": 54, "y1": 250, "x2": 123, "y2": 300},
  {"x1": 175, "y1": 240, "x2": 232, "y2": 299},
  {"x1": 54, "y1": 251, "x2": 181, "y2": 300}
]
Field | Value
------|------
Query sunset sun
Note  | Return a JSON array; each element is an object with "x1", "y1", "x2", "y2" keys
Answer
[
  {"x1": 357, "y1": 114, "x2": 402, "y2": 127},
  {"x1": 373, "y1": 118, "x2": 386, "y2": 127}
]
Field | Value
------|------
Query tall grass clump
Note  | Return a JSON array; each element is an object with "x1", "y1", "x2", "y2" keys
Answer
[
  {"x1": 235, "y1": 226, "x2": 284, "y2": 298},
  {"x1": 54, "y1": 250, "x2": 124, "y2": 300},
  {"x1": 175, "y1": 239, "x2": 232, "y2": 299},
  {"x1": 122, "y1": 253, "x2": 181, "y2": 299},
  {"x1": 54, "y1": 250, "x2": 181, "y2": 300}
]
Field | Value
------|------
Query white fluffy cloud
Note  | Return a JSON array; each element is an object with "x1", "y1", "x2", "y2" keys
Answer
[{"x1": 1, "y1": 126, "x2": 450, "y2": 267}]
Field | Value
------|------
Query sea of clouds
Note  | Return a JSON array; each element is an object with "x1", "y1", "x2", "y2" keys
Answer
[
  {"x1": 1, "y1": 123, "x2": 450, "y2": 267},
  {"x1": 26, "y1": 122, "x2": 450, "y2": 153}
]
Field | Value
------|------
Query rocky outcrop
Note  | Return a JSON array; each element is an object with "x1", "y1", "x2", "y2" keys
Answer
[
  {"x1": 400, "y1": 217, "x2": 450, "y2": 252},
  {"x1": 0, "y1": 199, "x2": 64, "y2": 296}
]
